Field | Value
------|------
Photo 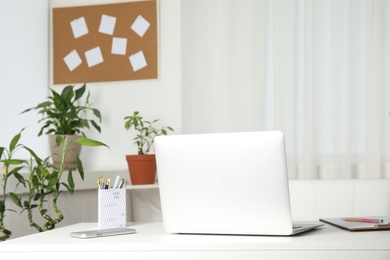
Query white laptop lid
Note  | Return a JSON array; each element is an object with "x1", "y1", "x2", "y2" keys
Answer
[{"x1": 155, "y1": 131, "x2": 318, "y2": 236}]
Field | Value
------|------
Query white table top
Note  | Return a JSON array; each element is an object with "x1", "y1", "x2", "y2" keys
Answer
[{"x1": 1, "y1": 221, "x2": 389, "y2": 253}]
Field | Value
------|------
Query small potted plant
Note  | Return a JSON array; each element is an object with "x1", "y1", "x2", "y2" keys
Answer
[
  {"x1": 123, "y1": 111, "x2": 174, "y2": 185},
  {"x1": 21, "y1": 83, "x2": 102, "y2": 168}
]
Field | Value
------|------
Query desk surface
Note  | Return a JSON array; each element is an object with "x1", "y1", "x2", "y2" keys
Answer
[{"x1": 1, "y1": 222, "x2": 389, "y2": 259}]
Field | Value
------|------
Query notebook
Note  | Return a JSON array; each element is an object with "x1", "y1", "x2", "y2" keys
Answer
[
  {"x1": 320, "y1": 216, "x2": 390, "y2": 231},
  {"x1": 154, "y1": 131, "x2": 323, "y2": 236}
]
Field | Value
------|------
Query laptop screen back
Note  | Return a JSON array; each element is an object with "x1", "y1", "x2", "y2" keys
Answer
[{"x1": 154, "y1": 131, "x2": 294, "y2": 235}]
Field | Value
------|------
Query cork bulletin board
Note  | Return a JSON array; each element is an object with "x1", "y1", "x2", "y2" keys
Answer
[{"x1": 52, "y1": 0, "x2": 158, "y2": 85}]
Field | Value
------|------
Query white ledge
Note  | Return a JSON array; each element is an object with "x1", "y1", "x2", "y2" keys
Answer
[
  {"x1": 1, "y1": 166, "x2": 130, "y2": 195},
  {"x1": 126, "y1": 183, "x2": 159, "y2": 190}
]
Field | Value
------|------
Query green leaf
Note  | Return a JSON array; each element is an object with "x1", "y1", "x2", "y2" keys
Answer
[
  {"x1": 9, "y1": 193, "x2": 22, "y2": 207},
  {"x1": 74, "y1": 84, "x2": 86, "y2": 101},
  {"x1": 9, "y1": 131, "x2": 22, "y2": 152},
  {"x1": 76, "y1": 156, "x2": 84, "y2": 180},
  {"x1": 33, "y1": 193, "x2": 41, "y2": 201},
  {"x1": 47, "y1": 176, "x2": 58, "y2": 189},
  {"x1": 0, "y1": 147, "x2": 5, "y2": 159},
  {"x1": 92, "y1": 108, "x2": 102, "y2": 121},
  {"x1": 31, "y1": 174, "x2": 40, "y2": 186},
  {"x1": 91, "y1": 120, "x2": 101, "y2": 133},
  {"x1": 61, "y1": 85, "x2": 74, "y2": 102},
  {"x1": 23, "y1": 146, "x2": 43, "y2": 164},
  {"x1": 75, "y1": 138, "x2": 109, "y2": 148},
  {"x1": 61, "y1": 183, "x2": 72, "y2": 193},
  {"x1": 55, "y1": 135, "x2": 66, "y2": 147},
  {"x1": 67, "y1": 171, "x2": 75, "y2": 193},
  {"x1": 0, "y1": 201, "x2": 4, "y2": 212},
  {"x1": 1, "y1": 159, "x2": 25, "y2": 165},
  {"x1": 13, "y1": 171, "x2": 26, "y2": 186}
]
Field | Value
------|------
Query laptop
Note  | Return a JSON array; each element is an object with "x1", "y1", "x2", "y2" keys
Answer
[{"x1": 154, "y1": 131, "x2": 323, "y2": 236}]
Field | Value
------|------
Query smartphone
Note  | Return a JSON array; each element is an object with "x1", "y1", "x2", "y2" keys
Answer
[{"x1": 69, "y1": 227, "x2": 136, "y2": 239}]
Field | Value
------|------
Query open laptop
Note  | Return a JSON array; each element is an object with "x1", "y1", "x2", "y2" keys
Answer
[{"x1": 154, "y1": 131, "x2": 323, "y2": 236}]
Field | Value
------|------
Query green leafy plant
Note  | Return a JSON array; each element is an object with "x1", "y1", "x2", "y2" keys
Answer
[
  {"x1": 22, "y1": 83, "x2": 101, "y2": 136},
  {"x1": 123, "y1": 111, "x2": 174, "y2": 155},
  {"x1": 0, "y1": 130, "x2": 108, "y2": 241},
  {"x1": 0, "y1": 130, "x2": 26, "y2": 241}
]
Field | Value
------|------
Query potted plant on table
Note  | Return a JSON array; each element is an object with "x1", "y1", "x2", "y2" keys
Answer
[
  {"x1": 21, "y1": 83, "x2": 102, "y2": 168},
  {"x1": 124, "y1": 111, "x2": 174, "y2": 185},
  {"x1": 0, "y1": 129, "x2": 108, "y2": 241}
]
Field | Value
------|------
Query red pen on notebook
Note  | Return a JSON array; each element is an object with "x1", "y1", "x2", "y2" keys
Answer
[{"x1": 343, "y1": 217, "x2": 384, "y2": 223}]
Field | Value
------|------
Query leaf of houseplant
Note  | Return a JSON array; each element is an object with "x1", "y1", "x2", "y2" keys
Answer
[
  {"x1": 13, "y1": 171, "x2": 26, "y2": 187},
  {"x1": 74, "y1": 84, "x2": 86, "y2": 100},
  {"x1": 9, "y1": 130, "x2": 22, "y2": 152},
  {"x1": 76, "y1": 156, "x2": 84, "y2": 180},
  {"x1": 9, "y1": 193, "x2": 22, "y2": 207},
  {"x1": 67, "y1": 171, "x2": 75, "y2": 193},
  {"x1": 75, "y1": 138, "x2": 109, "y2": 148},
  {"x1": 1, "y1": 159, "x2": 25, "y2": 166},
  {"x1": 47, "y1": 175, "x2": 58, "y2": 189}
]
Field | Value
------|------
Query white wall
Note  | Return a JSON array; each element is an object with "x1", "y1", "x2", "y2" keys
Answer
[
  {"x1": 0, "y1": 0, "x2": 182, "y2": 170},
  {"x1": 0, "y1": 0, "x2": 49, "y2": 157},
  {"x1": 181, "y1": 0, "x2": 221, "y2": 134}
]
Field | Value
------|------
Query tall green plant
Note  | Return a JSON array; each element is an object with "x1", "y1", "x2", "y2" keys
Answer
[
  {"x1": 0, "y1": 130, "x2": 26, "y2": 241},
  {"x1": 0, "y1": 130, "x2": 108, "y2": 240},
  {"x1": 22, "y1": 83, "x2": 101, "y2": 136}
]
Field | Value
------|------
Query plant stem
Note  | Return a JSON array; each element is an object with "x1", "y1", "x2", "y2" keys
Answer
[
  {"x1": 27, "y1": 205, "x2": 43, "y2": 233},
  {"x1": 38, "y1": 135, "x2": 69, "y2": 231},
  {"x1": 0, "y1": 164, "x2": 12, "y2": 241},
  {"x1": 39, "y1": 191, "x2": 55, "y2": 231}
]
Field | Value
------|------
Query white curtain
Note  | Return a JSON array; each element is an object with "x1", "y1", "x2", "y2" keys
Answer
[{"x1": 181, "y1": 0, "x2": 390, "y2": 179}]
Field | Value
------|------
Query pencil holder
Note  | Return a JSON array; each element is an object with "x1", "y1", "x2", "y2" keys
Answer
[{"x1": 98, "y1": 189, "x2": 126, "y2": 229}]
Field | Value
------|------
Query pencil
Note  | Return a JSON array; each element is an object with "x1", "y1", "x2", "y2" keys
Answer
[{"x1": 343, "y1": 217, "x2": 383, "y2": 223}]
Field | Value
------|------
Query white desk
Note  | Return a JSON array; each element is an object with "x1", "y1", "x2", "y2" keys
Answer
[{"x1": 0, "y1": 222, "x2": 389, "y2": 260}]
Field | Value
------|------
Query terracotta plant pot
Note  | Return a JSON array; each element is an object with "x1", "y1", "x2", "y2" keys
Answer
[
  {"x1": 49, "y1": 134, "x2": 82, "y2": 169},
  {"x1": 126, "y1": 154, "x2": 156, "y2": 185}
]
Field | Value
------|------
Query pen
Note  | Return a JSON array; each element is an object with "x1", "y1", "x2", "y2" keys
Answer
[
  {"x1": 343, "y1": 217, "x2": 384, "y2": 223},
  {"x1": 112, "y1": 175, "x2": 120, "y2": 189},
  {"x1": 118, "y1": 178, "x2": 125, "y2": 189},
  {"x1": 98, "y1": 176, "x2": 104, "y2": 190}
]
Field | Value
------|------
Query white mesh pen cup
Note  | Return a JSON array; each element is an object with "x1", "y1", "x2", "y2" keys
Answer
[{"x1": 98, "y1": 189, "x2": 126, "y2": 229}]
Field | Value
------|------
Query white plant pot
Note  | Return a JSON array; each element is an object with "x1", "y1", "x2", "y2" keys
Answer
[{"x1": 49, "y1": 134, "x2": 82, "y2": 169}]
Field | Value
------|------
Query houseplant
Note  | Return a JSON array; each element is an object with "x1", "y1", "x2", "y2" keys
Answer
[
  {"x1": 21, "y1": 83, "x2": 102, "y2": 168},
  {"x1": 123, "y1": 111, "x2": 174, "y2": 184},
  {"x1": 0, "y1": 129, "x2": 108, "y2": 241},
  {"x1": 0, "y1": 130, "x2": 25, "y2": 241}
]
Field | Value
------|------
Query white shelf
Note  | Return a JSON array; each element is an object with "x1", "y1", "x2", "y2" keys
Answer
[
  {"x1": 6, "y1": 166, "x2": 129, "y2": 194},
  {"x1": 126, "y1": 183, "x2": 159, "y2": 190}
]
